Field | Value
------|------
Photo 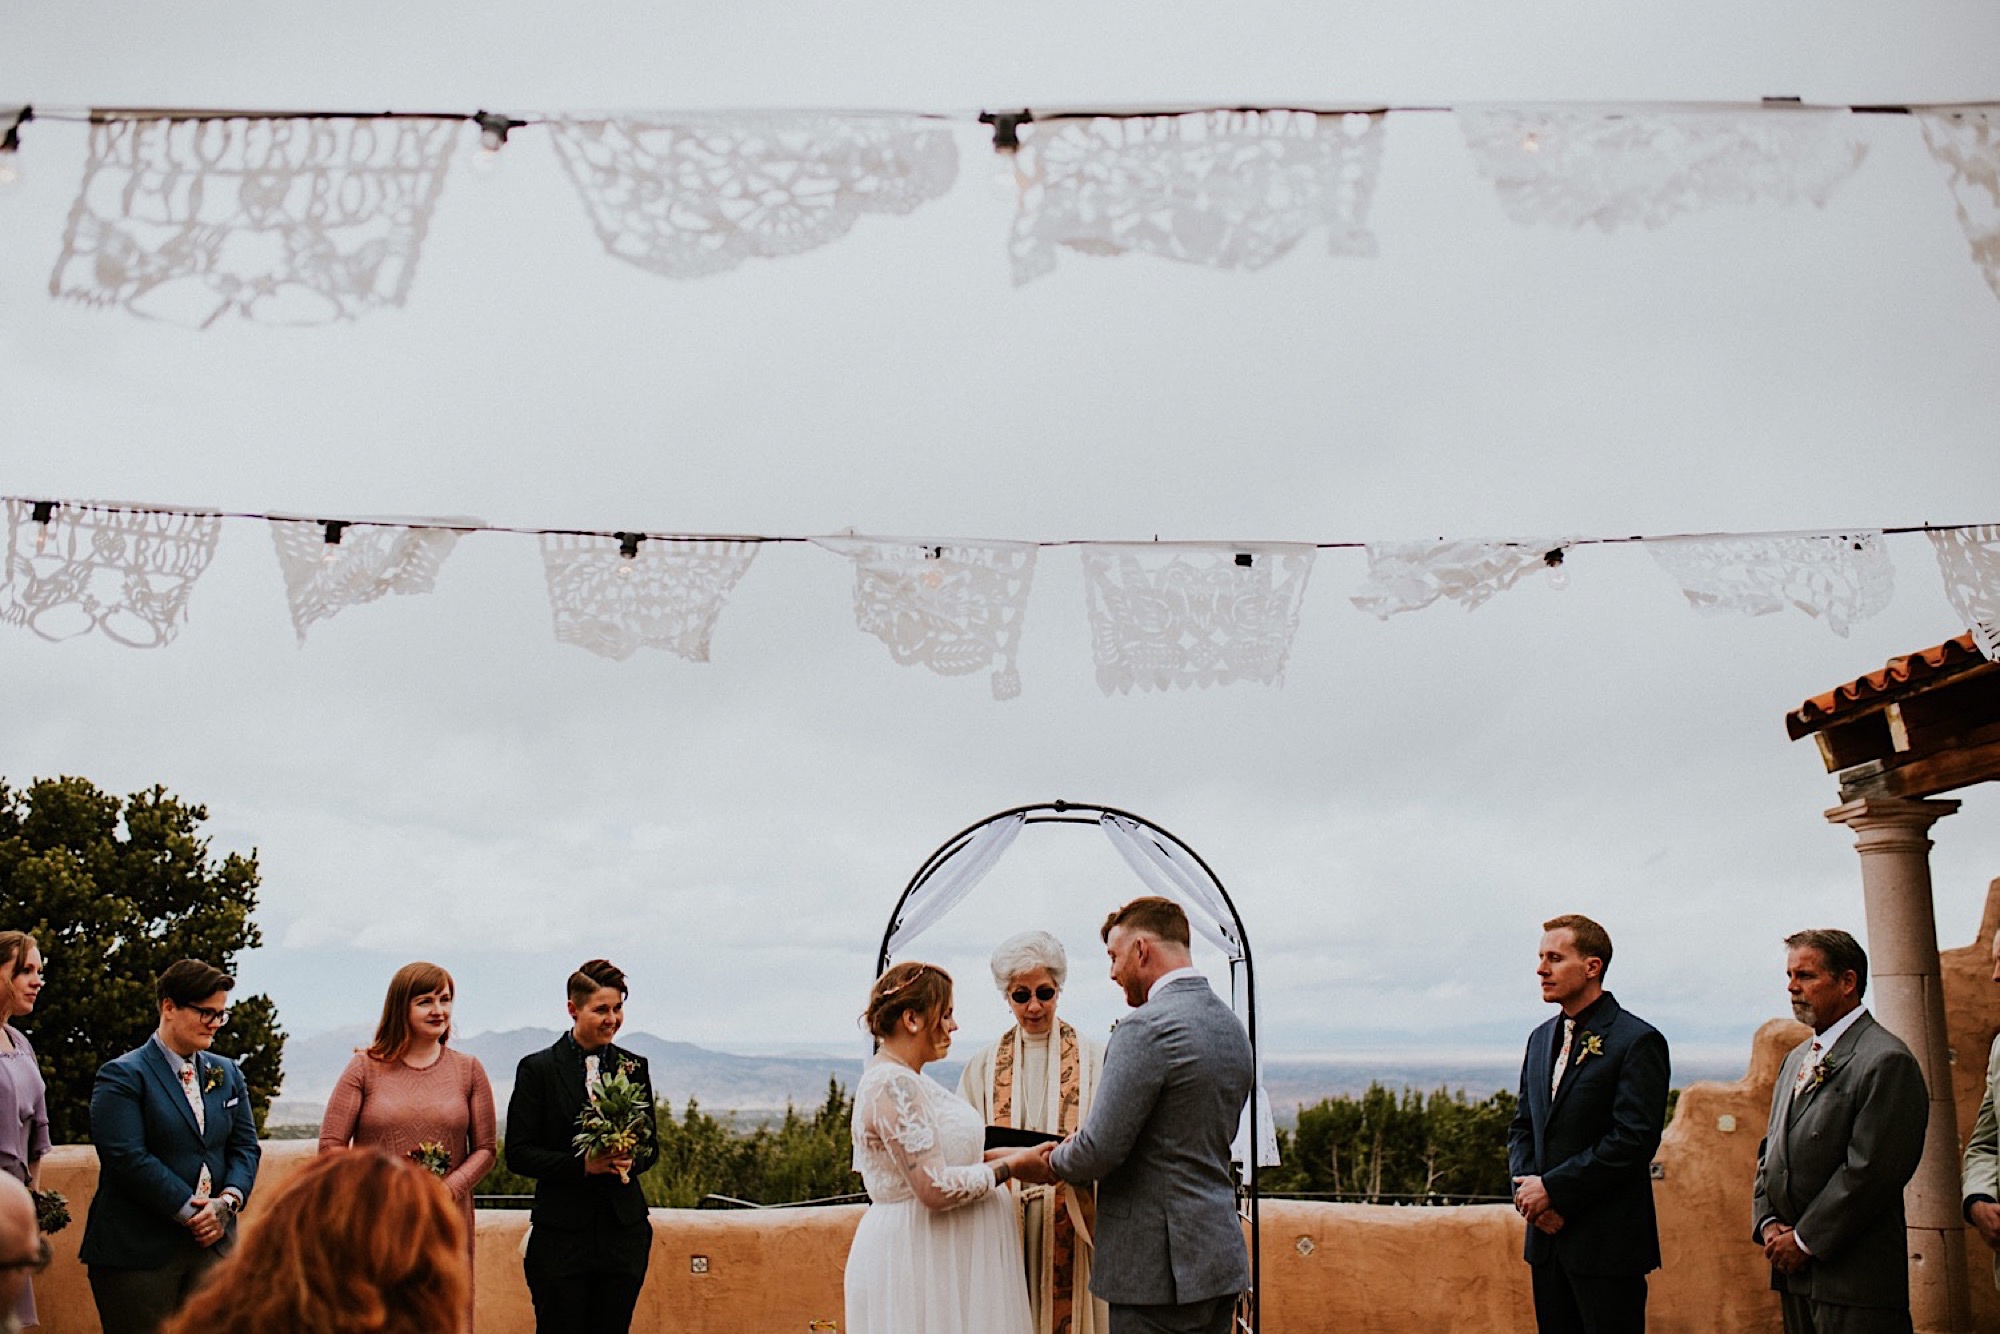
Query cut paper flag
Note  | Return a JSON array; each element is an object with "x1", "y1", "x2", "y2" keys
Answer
[
  {"x1": 1457, "y1": 104, "x2": 1868, "y2": 232},
  {"x1": 548, "y1": 114, "x2": 958, "y2": 280},
  {"x1": 1647, "y1": 532, "x2": 1893, "y2": 637},
  {"x1": 1916, "y1": 108, "x2": 2000, "y2": 303},
  {"x1": 1350, "y1": 538, "x2": 1569, "y2": 619},
  {"x1": 1, "y1": 499, "x2": 220, "y2": 648},
  {"x1": 538, "y1": 534, "x2": 758, "y2": 662},
  {"x1": 1927, "y1": 525, "x2": 2000, "y2": 660},
  {"x1": 269, "y1": 517, "x2": 477, "y2": 643},
  {"x1": 51, "y1": 115, "x2": 456, "y2": 327},
  {"x1": 812, "y1": 535, "x2": 1037, "y2": 700},
  {"x1": 1009, "y1": 110, "x2": 1384, "y2": 285},
  {"x1": 1080, "y1": 543, "x2": 1315, "y2": 695}
]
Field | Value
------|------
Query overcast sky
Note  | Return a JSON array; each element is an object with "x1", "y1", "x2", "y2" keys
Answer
[{"x1": 5, "y1": 4, "x2": 2000, "y2": 1076}]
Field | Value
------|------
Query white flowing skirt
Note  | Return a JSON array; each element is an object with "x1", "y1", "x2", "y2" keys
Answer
[{"x1": 844, "y1": 1191, "x2": 1035, "y2": 1334}]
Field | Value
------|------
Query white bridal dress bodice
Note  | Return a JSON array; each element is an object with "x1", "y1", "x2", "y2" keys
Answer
[{"x1": 844, "y1": 1060, "x2": 1034, "y2": 1334}]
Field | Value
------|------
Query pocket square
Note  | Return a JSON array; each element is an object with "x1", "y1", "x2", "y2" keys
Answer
[{"x1": 224, "y1": 1098, "x2": 240, "y2": 1108}]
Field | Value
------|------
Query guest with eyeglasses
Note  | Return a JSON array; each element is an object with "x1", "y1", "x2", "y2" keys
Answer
[
  {"x1": 958, "y1": 932, "x2": 1108, "y2": 1334},
  {"x1": 0, "y1": 934, "x2": 49, "y2": 1330},
  {"x1": 79, "y1": 959, "x2": 261, "y2": 1334},
  {"x1": 0, "y1": 1172, "x2": 46, "y2": 1334},
  {"x1": 319, "y1": 961, "x2": 494, "y2": 1332}
]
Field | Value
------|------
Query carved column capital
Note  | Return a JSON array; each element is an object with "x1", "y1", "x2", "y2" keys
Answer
[{"x1": 1824, "y1": 796, "x2": 1961, "y2": 851}]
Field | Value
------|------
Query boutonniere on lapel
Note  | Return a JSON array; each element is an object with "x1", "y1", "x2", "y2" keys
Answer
[
  {"x1": 1804, "y1": 1053, "x2": 1841, "y2": 1094},
  {"x1": 1571, "y1": 1032, "x2": 1606, "y2": 1068},
  {"x1": 615, "y1": 1054, "x2": 639, "y2": 1082},
  {"x1": 201, "y1": 1060, "x2": 226, "y2": 1094}
]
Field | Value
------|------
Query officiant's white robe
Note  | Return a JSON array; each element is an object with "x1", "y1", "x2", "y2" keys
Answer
[{"x1": 959, "y1": 1026, "x2": 1108, "y2": 1334}]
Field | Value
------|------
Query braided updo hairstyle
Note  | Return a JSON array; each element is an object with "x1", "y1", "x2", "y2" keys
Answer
[{"x1": 862, "y1": 961, "x2": 953, "y2": 1039}]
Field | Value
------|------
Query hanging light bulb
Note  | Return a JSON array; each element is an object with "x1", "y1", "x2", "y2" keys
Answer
[
  {"x1": 981, "y1": 110, "x2": 1031, "y2": 200},
  {"x1": 0, "y1": 107, "x2": 30, "y2": 189},
  {"x1": 29, "y1": 500, "x2": 54, "y2": 554},
  {"x1": 1543, "y1": 547, "x2": 1571, "y2": 591},
  {"x1": 321, "y1": 520, "x2": 349, "y2": 565},
  {"x1": 471, "y1": 111, "x2": 521, "y2": 176},
  {"x1": 615, "y1": 531, "x2": 643, "y2": 578}
]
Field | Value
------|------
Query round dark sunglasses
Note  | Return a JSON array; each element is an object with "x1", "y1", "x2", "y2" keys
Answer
[{"x1": 1009, "y1": 985, "x2": 1058, "y2": 1004}]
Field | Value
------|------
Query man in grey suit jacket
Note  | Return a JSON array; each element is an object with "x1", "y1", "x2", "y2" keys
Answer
[
  {"x1": 1027, "y1": 896, "x2": 1253, "y2": 1334},
  {"x1": 1753, "y1": 928, "x2": 1927, "y2": 1334},
  {"x1": 1959, "y1": 924, "x2": 2000, "y2": 1286}
]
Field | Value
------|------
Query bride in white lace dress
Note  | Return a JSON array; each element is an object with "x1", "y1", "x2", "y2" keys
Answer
[{"x1": 846, "y1": 962, "x2": 1041, "y2": 1334}]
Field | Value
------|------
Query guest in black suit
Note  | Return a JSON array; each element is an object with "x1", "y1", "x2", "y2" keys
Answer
[
  {"x1": 505, "y1": 959, "x2": 659, "y2": 1334},
  {"x1": 1507, "y1": 914, "x2": 1671, "y2": 1334}
]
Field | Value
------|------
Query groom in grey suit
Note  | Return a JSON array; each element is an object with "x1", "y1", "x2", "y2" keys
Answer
[
  {"x1": 1033, "y1": 896, "x2": 1254, "y2": 1334},
  {"x1": 1753, "y1": 928, "x2": 1927, "y2": 1334}
]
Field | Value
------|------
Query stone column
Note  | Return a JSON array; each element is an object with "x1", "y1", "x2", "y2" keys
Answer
[{"x1": 1826, "y1": 796, "x2": 1968, "y2": 1334}]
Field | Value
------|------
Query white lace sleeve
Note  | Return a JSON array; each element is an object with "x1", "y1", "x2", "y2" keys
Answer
[{"x1": 855, "y1": 1067, "x2": 996, "y2": 1212}]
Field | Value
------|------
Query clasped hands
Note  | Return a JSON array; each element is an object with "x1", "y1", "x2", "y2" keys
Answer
[
  {"x1": 1759, "y1": 1220, "x2": 1809, "y2": 1274},
  {"x1": 1511, "y1": 1176, "x2": 1564, "y2": 1235},
  {"x1": 988, "y1": 1142, "x2": 1060, "y2": 1186},
  {"x1": 585, "y1": 1148, "x2": 635, "y2": 1178},
  {"x1": 1971, "y1": 1201, "x2": 2000, "y2": 1253},
  {"x1": 184, "y1": 1195, "x2": 231, "y2": 1248}
]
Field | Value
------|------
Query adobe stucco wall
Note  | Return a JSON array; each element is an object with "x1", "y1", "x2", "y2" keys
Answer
[{"x1": 27, "y1": 885, "x2": 2000, "y2": 1333}]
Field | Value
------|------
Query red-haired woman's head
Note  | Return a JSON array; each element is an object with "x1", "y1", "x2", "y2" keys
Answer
[
  {"x1": 365, "y1": 961, "x2": 456, "y2": 1064},
  {"x1": 162, "y1": 1147, "x2": 468, "y2": 1334}
]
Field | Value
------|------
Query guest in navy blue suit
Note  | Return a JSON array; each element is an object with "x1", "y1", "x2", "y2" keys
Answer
[
  {"x1": 79, "y1": 959, "x2": 261, "y2": 1334},
  {"x1": 1507, "y1": 914, "x2": 1671, "y2": 1334}
]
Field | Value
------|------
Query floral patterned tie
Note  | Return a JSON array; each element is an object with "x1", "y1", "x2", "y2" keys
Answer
[
  {"x1": 180, "y1": 1061, "x2": 212, "y2": 1196},
  {"x1": 1791, "y1": 1041, "x2": 1822, "y2": 1100},
  {"x1": 1550, "y1": 1018, "x2": 1576, "y2": 1098},
  {"x1": 585, "y1": 1053, "x2": 601, "y2": 1103}
]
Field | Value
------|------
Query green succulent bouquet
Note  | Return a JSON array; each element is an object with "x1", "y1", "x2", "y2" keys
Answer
[
  {"x1": 32, "y1": 1188, "x2": 69, "y2": 1234},
  {"x1": 572, "y1": 1071, "x2": 650, "y2": 1184}
]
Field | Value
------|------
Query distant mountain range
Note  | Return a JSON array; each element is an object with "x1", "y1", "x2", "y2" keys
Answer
[
  {"x1": 271, "y1": 1026, "x2": 963, "y2": 1129},
  {"x1": 270, "y1": 1027, "x2": 1746, "y2": 1131}
]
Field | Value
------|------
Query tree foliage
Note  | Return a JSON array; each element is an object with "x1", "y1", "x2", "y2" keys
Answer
[
  {"x1": 479, "y1": 1078, "x2": 862, "y2": 1208},
  {"x1": 0, "y1": 775, "x2": 286, "y2": 1141},
  {"x1": 1261, "y1": 1083, "x2": 1518, "y2": 1204}
]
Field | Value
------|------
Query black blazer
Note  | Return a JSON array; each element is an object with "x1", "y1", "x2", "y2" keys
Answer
[
  {"x1": 1506, "y1": 993, "x2": 1670, "y2": 1276},
  {"x1": 505, "y1": 1035, "x2": 658, "y2": 1244}
]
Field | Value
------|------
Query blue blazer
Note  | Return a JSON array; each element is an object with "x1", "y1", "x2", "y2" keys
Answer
[
  {"x1": 1506, "y1": 993, "x2": 1669, "y2": 1276},
  {"x1": 79, "y1": 1038, "x2": 261, "y2": 1270}
]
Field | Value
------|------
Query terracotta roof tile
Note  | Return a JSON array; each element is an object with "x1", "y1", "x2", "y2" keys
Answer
[{"x1": 1787, "y1": 633, "x2": 1986, "y2": 740}]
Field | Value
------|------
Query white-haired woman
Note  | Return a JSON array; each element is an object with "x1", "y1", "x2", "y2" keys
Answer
[{"x1": 957, "y1": 931, "x2": 1108, "y2": 1334}]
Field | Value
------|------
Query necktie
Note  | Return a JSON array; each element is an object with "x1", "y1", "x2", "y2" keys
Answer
[
  {"x1": 180, "y1": 1061, "x2": 212, "y2": 1196},
  {"x1": 585, "y1": 1053, "x2": 601, "y2": 1102},
  {"x1": 1791, "y1": 1041, "x2": 1823, "y2": 1100},
  {"x1": 1550, "y1": 1018, "x2": 1576, "y2": 1098}
]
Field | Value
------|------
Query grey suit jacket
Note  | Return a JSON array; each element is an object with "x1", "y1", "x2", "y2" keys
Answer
[
  {"x1": 1049, "y1": 976, "x2": 1253, "y2": 1308},
  {"x1": 1751, "y1": 1010, "x2": 1928, "y2": 1310},
  {"x1": 1960, "y1": 1031, "x2": 2000, "y2": 1288}
]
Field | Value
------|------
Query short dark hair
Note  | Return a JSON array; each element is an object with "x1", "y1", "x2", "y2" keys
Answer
[
  {"x1": 158, "y1": 959, "x2": 234, "y2": 1007},
  {"x1": 1785, "y1": 928, "x2": 1868, "y2": 1000},
  {"x1": 1544, "y1": 914, "x2": 1614, "y2": 979},
  {"x1": 1101, "y1": 896, "x2": 1191, "y2": 948},
  {"x1": 567, "y1": 959, "x2": 628, "y2": 1006}
]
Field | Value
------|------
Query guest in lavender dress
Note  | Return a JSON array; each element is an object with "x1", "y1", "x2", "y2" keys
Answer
[
  {"x1": 319, "y1": 962, "x2": 495, "y2": 1330},
  {"x1": 0, "y1": 932, "x2": 50, "y2": 1331}
]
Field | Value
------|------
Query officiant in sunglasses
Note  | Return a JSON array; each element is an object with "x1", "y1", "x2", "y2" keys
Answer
[{"x1": 957, "y1": 931, "x2": 1108, "y2": 1334}]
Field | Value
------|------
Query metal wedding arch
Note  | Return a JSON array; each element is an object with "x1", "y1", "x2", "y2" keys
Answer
[{"x1": 874, "y1": 799, "x2": 1265, "y2": 1334}]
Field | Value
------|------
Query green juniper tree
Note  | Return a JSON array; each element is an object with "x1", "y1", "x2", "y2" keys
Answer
[{"x1": 0, "y1": 775, "x2": 285, "y2": 1140}]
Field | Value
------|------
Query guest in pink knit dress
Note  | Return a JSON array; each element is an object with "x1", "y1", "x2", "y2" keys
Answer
[{"x1": 319, "y1": 962, "x2": 496, "y2": 1330}]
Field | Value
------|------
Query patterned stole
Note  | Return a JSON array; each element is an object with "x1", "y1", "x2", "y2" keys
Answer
[{"x1": 994, "y1": 1023, "x2": 1088, "y2": 1334}]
